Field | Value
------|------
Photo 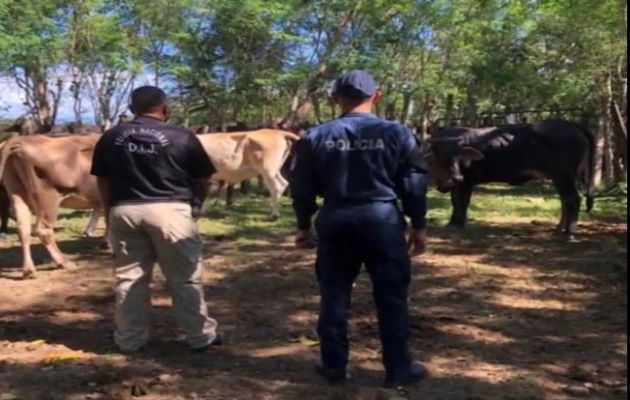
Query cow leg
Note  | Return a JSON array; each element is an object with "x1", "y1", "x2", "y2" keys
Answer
[
  {"x1": 225, "y1": 184, "x2": 235, "y2": 208},
  {"x1": 554, "y1": 178, "x2": 581, "y2": 234},
  {"x1": 212, "y1": 181, "x2": 222, "y2": 207},
  {"x1": 448, "y1": 184, "x2": 474, "y2": 228},
  {"x1": 240, "y1": 179, "x2": 251, "y2": 195},
  {"x1": 0, "y1": 188, "x2": 9, "y2": 237},
  {"x1": 37, "y1": 205, "x2": 75, "y2": 270},
  {"x1": 555, "y1": 196, "x2": 568, "y2": 234},
  {"x1": 0, "y1": 202, "x2": 8, "y2": 238},
  {"x1": 256, "y1": 176, "x2": 265, "y2": 194},
  {"x1": 82, "y1": 209, "x2": 102, "y2": 237},
  {"x1": 11, "y1": 195, "x2": 37, "y2": 278},
  {"x1": 262, "y1": 174, "x2": 286, "y2": 220}
]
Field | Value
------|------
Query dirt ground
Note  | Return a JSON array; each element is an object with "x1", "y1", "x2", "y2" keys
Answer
[{"x1": 0, "y1": 192, "x2": 627, "y2": 400}]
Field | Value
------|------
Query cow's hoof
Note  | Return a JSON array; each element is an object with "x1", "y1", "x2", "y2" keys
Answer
[
  {"x1": 56, "y1": 261, "x2": 78, "y2": 270},
  {"x1": 22, "y1": 269, "x2": 37, "y2": 280},
  {"x1": 99, "y1": 240, "x2": 111, "y2": 251},
  {"x1": 268, "y1": 215, "x2": 280, "y2": 222}
]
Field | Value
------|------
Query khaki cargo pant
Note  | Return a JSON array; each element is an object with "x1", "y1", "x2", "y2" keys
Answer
[{"x1": 109, "y1": 202, "x2": 218, "y2": 351}]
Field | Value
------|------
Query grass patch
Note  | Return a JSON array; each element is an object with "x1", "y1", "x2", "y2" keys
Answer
[{"x1": 54, "y1": 184, "x2": 627, "y2": 242}]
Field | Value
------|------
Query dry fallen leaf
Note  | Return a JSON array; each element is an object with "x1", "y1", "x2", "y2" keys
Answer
[
  {"x1": 298, "y1": 335, "x2": 319, "y2": 347},
  {"x1": 43, "y1": 351, "x2": 86, "y2": 364}
]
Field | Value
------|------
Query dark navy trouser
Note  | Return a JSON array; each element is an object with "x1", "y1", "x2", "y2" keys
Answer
[{"x1": 315, "y1": 202, "x2": 412, "y2": 376}]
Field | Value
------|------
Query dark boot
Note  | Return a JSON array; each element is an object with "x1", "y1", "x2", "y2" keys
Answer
[{"x1": 384, "y1": 361, "x2": 429, "y2": 388}]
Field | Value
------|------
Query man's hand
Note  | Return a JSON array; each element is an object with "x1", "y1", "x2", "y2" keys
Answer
[
  {"x1": 408, "y1": 228, "x2": 428, "y2": 256},
  {"x1": 295, "y1": 230, "x2": 316, "y2": 249}
]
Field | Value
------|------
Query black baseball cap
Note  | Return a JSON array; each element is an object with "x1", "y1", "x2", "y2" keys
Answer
[{"x1": 332, "y1": 70, "x2": 379, "y2": 99}]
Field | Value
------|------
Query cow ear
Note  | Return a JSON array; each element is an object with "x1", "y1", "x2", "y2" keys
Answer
[
  {"x1": 460, "y1": 146, "x2": 484, "y2": 161},
  {"x1": 460, "y1": 146, "x2": 484, "y2": 167}
]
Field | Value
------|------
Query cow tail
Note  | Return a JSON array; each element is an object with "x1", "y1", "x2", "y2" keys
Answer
[
  {"x1": 281, "y1": 131, "x2": 300, "y2": 184},
  {"x1": 581, "y1": 126, "x2": 596, "y2": 213}
]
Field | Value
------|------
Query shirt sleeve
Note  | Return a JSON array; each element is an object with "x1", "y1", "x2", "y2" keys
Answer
[
  {"x1": 394, "y1": 127, "x2": 429, "y2": 230},
  {"x1": 290, "y1": 135, "x2": 320, "y2": 231},
  {"x1": 187, "y1": 133, "x2": 216, "y2": 179},
  {"x1": 90, "y1": 133, "x2": 112, "y2": 177}
]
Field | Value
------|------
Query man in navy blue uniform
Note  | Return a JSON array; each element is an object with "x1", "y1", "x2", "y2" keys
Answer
[{"x1": 290, "y1": 70, "x2": 429, "y2": 387}]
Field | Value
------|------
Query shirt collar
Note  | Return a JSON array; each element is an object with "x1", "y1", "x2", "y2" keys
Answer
[
  {"x1": 340, "y1": 112, "x2": 378, "y2": 119},
  {"x1": 133, "y1": 115, "x2": 165, "y2": 124}
]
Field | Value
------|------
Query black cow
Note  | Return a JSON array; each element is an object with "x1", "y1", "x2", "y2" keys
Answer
[{"x1": 426, "y1": 119, "x2": 595, "y2": 234}]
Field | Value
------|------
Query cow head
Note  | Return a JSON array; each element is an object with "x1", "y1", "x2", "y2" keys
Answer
[{"x1": 425, "y1": 138, "x2": 485, "y2": 193}]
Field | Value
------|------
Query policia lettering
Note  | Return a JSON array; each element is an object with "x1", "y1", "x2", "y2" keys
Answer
[{"x1": 325, "y1": 138, "x2": 386, "y2": 152}]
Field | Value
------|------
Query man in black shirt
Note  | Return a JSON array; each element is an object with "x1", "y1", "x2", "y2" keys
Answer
[{"x1": 91, "y1": 86, "x2": 221, "y2": 352}]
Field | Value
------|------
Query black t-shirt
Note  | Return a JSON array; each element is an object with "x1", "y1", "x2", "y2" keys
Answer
[{"x1": 91, "y1": 116, "x2": 215, "y2": 206}]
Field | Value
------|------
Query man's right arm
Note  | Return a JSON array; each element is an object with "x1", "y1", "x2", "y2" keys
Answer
[
  {"x1": 394, "y1": 128, "x2": 429, "y2": 255},
  {"x1": 91, "y1": 135, "x2": 113, "y2": 219},
  {"x1": 290, "y1": 137, "x2": 320, "y2": 233},
  {"x1": 96, "y1": 177, "x2": 112, "y2": 221},
  {"x1": 186, "y1": 133, "x2": 216, "y2": 218}
]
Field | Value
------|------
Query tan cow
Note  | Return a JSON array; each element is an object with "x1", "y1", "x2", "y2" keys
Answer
[
  {"x1": 198, "y1": 129, "x2": 299, "y2": 219},
  {"x1": 0, "y1": 135, "x2": 103, "y2": 278}
]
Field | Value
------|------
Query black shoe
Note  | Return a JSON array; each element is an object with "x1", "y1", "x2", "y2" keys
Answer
[
  {"x1": 192, "y1": 333, "x2": 226, "y2": 353},
  {"x1": 315, "y1": 361, "x2": 352, "y2": 385},
  {"x1": 384, "y1": 361, "x2": 429, "y2": 388}
]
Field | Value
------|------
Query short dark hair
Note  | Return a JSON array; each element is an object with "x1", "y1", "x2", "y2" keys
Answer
[
  {"x1": 130, "y1": 86, "x2": 167, "y2": 114},
  {"x1": 333, "y1": 86, "x2": 372, "y2": 100}
]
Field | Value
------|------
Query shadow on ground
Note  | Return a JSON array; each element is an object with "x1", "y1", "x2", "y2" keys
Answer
[{"x1": 0, "y1": 195, "x2": 627, "y2": 399}]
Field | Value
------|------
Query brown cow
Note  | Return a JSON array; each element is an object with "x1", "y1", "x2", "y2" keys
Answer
[
  {"x1": 0, "y1": 135, "x2": 103, "y2": 278},
  {"x1": 198, "y1": 129, "x2": 299, "y2": 219}
]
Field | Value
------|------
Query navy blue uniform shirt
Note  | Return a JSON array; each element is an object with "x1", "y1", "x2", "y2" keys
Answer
[
  {"x1": 290, "y1": 112, "x2": 428, "y2": 230},
  {"x1": 91, "y1": 116, "x2": 215, "y2": 206}
]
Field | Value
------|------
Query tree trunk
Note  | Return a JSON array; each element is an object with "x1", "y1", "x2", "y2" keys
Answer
[
  {"x1": 50, "y1": 78, "x2": 64, "y2": 128},
  {"x1": 328, "y1": 96, "x2": 336, "y2": 118},
  {"x1": 400, "y1": 92, "x2": 415, "y2": 126},
  {"x1": 33, "y1": 73, "x2": 52, "y2": 131},
  {"x1": 72, "y1": 76, "x2": 83, "y2": 125},
  {"x1": 312, "y1": 94, "x2": 323, "y2": 124},
  {"x1": 444, "y1": 94, "x2": 455, "y2": 126},
  {"x1": 604, "y1": 124, "x2": 615, "y2": 185},
  {"x1": 611, "y1": 99, "x2": 628, "y2": 181},
  {"x1": 603, "y1": 75, "x2": 616, "y2": 185},
  {"x1": 463, "y1": 81, "x2": 477, "y2": 126},
  {"x1": 419, "y1": 95, "x2": 434, "y2": 140},
  {"x1": 594, "y1": 117, "x2": 605, "y2": 187}
]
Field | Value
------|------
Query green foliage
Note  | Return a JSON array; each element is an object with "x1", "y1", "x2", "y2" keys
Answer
[
  {"x1": 0, "y1": 0, "x2": 68, "y2": 73},
  {"x1": 0, "y1": 0, "x2": 626, "y2": 129}
]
